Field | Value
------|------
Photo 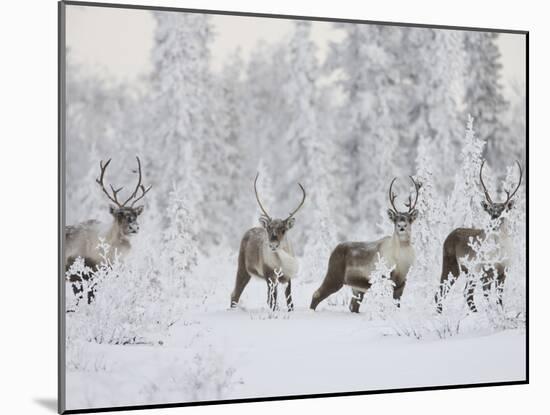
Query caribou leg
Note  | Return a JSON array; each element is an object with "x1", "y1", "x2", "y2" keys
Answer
[
  {"x1": 349, "y1": 289, "x2": 365, "y2": 313},
  {"x1": 481, "y1": 265, "x2": 506, "y2": 309},
  {"x1": 230, "y1": 264, "x2": 251, "y2": 308},
  {"x1": 391, "y1": 272, "x2": 406, "y2": 305},
  {"x1": 346, "y1": 275, "x2": 370, "y2": 313},
  {"x1": 463, "y1": 266, "x2": 479, "y2": 312},
  {"x1": 267, "y1": 278, "x2": 279, "y2": 311},
  {"x1": 310, "y1": 250, "x2": 346, "y2": 311},
  {"x1": 310, "y1": 279, "x2": 344, "y2": 311},
  {"x1": 285, "y1": 280, "x2": 294, "y2": 311},
  {"x1": 496, "y1": 267, "x2": 506, "y2": 308}
]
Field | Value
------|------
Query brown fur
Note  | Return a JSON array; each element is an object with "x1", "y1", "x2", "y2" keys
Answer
[
  {"x1": 311, "y1": 234, "x2": 415, "y2": 313},
  {"x1": 64, "y1": 206, "x2": 143, "y2": 307},
  {"x1": 310, "y1": 177, "x2": 420, "y2": 313},
  {"x1": 231, "y1": 226, "x2": 297, "y2": 311},
  {"x1": 64, "y1": 210, "x2": 138, "y2": 268},
  {"x1": 436, "y1": 227, "x2": 506, "y2": 312}
]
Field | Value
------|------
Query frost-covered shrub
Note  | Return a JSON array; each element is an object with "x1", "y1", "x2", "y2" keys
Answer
[
  {"x1": 66, "y1": 237, "x2": 189, "y2": 345},
  {"x1": 140, "y1": 349, "x2": 241, "y2": 403},
  {"x1": 459, "y1": 216, "x2": 525, "y2": 331},
  {"x1": 391, "y1": 274, "x2": 468, "y2": 340},
  {"x1": 498, "y1": 164, "x2": 527, "y2": 327},
  {"x1": 361, "y1": 254, "x2": 397, "y2": 318},
  {"x1": 66, "y1": 338, "x2": 113, "y2": 373}
]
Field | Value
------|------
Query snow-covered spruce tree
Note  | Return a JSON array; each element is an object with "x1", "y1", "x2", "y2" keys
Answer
[
  {"x1": 463, "y1": 32, "x2": 509, "y2": 166},
  {"x1": 447, "y1": 115, "x2": 487, "y2": 229},
  {"x1": 428, "y1": 116, "x2": 486, "y2": 320},
  {"x1": 242, "y1": 42, "x2": 292, "y2": 198},
  {"x1": 162, "y1": 183, "x2": 199, "y2": 287},
  {"x1": 65, "y1": 53, "x2": 142, "y2": 224},
  {"x1": 502, "y1": 80, "x2": 527, "y2": 163},
  {"x1": 404, "y1": 28, "x2": 467, "y2": 191},
  {"x1": 282, "y1": 21, "x2": 338, "y2": 268},
  {"x1": 148, "y1": 11, "x2": 213, "y2": 243},
  {"x1": 325, "y1": 24, "x2": 406, "y2": 237},
  {"x1": 282, "y1": 21, "x2": 319, "y2": 183},
  {"x1": 211, "y1": 49, "x2": 251, "y2": 246},
  {"x1": 200, "y1": 57, "x2": 249, "y2": 248},
  {"x1": 401, "y1": 136, "x2": 449, "y2": 311},
  {"x1": 499, "y1": 163, "x2": 526, "y2": 324},
  {"x1": 301, "y1": 185, "x2": 337, "y2": 283}
]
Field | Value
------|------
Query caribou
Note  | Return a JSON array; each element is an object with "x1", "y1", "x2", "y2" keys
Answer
[
  {"x1": 65, "y1": 156, "x2": 152, "y2": 303},
  {"x1": 310, "y1": 177, "x2": 420, "y2": 313},
  {"x1": 436, "y1": 160, "x2": 523, "y2": 313},
  {"x1": 230, "y1": 173, "x2": 306, "y2": 311}
]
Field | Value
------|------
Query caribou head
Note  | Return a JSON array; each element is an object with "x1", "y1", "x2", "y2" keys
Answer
[
  {"x1": 479, "y1": 160, "x2": 523, "y2": 220},
  {"x1": 387, "y1": 176, "x2": 421, "y2": 242},
  {"x1": 254, "y1": 173, "x2": 306, "y2": 252},
  {"x1": 96, "y1": 156, "x2": 152, "y2": 236}
]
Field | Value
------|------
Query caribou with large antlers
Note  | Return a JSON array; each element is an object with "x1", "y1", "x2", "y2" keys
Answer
[
  {"x1": 436, "y1": 160, "x2": 523, "y2": 312},
  {"x1": 230, "y1": 173, "x2": 306, "y2": 311},
  {"x1": 65, "y1": 156, "x2": 152, "y2": 303},
  {"x1": 311, "y1": 177, "x2": 421, "y2": 312}
]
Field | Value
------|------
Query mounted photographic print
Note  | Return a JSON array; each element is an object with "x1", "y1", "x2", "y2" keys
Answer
[{"x1": 58, "y1": 1, "x2": 528, "y2": 413}]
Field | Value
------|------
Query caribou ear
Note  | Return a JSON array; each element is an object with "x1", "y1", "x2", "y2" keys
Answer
[
  {"x1": 506, "y1": 200, "x2": 514, "y2": 211},
  {"x1": 285, "y1": 217, "x2": 296, "y2": 230},
  {"x1": 135, "y1": 205, "x2": 144, "y2": 216},
  {"x1": 259, "y1": 216, "x2": 269, "y2": 228},
  {"x1": 109, "y1": 205, "x2": 117, "y2": 215},
  {"x1": 409, "y1": 209, "x2": 419, "y2": 223},
  {"x1": 387, "y1": 209, "x2": 397, "y2": 223}
]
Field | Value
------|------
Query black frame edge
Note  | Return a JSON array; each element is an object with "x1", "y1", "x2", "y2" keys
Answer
[
  {"x1": 62, "y1": 381, "x2": 528, "y2": 414},
  {"x1": 525, "y1": 31, "x2": 530, "y2": 384},
  {"x1": 62, "y1": 0, "x2": 528, "y2": 34},
  {"x1": 58, "y1": 1, "x2": 67, "y2": 414}
]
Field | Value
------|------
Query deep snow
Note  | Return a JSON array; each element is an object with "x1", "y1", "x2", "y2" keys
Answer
[{"x1": 66, "y1": 288, "x2": 526, "y2": 410}]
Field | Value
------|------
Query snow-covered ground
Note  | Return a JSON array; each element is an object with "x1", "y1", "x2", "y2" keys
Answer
[{"x1": 66, "y1": 274, "x2": 526, "y2": 411}]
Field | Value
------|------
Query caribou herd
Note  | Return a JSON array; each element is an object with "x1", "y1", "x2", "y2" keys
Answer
[{"x1": 65, "y1": 157, "x2": 523, "y2": 314}]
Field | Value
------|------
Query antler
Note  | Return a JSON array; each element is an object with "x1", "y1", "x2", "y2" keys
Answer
[
  {"x1": 404, "y1": 176, "x2": 421, "y2": 213},
  {"x1": 479, "y1": 160, "x2": 494, "y2": 204},
  {"x1": 503, "y1": 160, "x2": 523, "y2": 204},
  {"x1": 479, "y1": 160, "x2": 523, "y2": 205},
  {"x1": 287, "y1": 182, "x2": 307, "y2": 219},
  {"x1": 96, "y1": 157, "x2": 151, "y2": 208},
  {"x1": 254, "y1": 173, "x2": 271, "y2": 220},
  {"x1": 388, "y1": 177, "x2": 399, "y2": 213},
  {"x1": 96, "y1": 159, "x2": 124, "y2": 207},
  {"x1": 123, "y1": 156, "x2": 152, "y2": 207},
  {"x1": 389, "y1": 176, "x2": 420, "y2": 214}
]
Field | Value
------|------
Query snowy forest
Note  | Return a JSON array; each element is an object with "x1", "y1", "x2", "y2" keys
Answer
[{"x1": 63, "y1": 8, "x2": 527, "y2": 412}]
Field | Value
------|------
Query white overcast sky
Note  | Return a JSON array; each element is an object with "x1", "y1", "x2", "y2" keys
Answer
[{"x1": 66, "y1": 5, "x2": 526, "y2": 96}]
